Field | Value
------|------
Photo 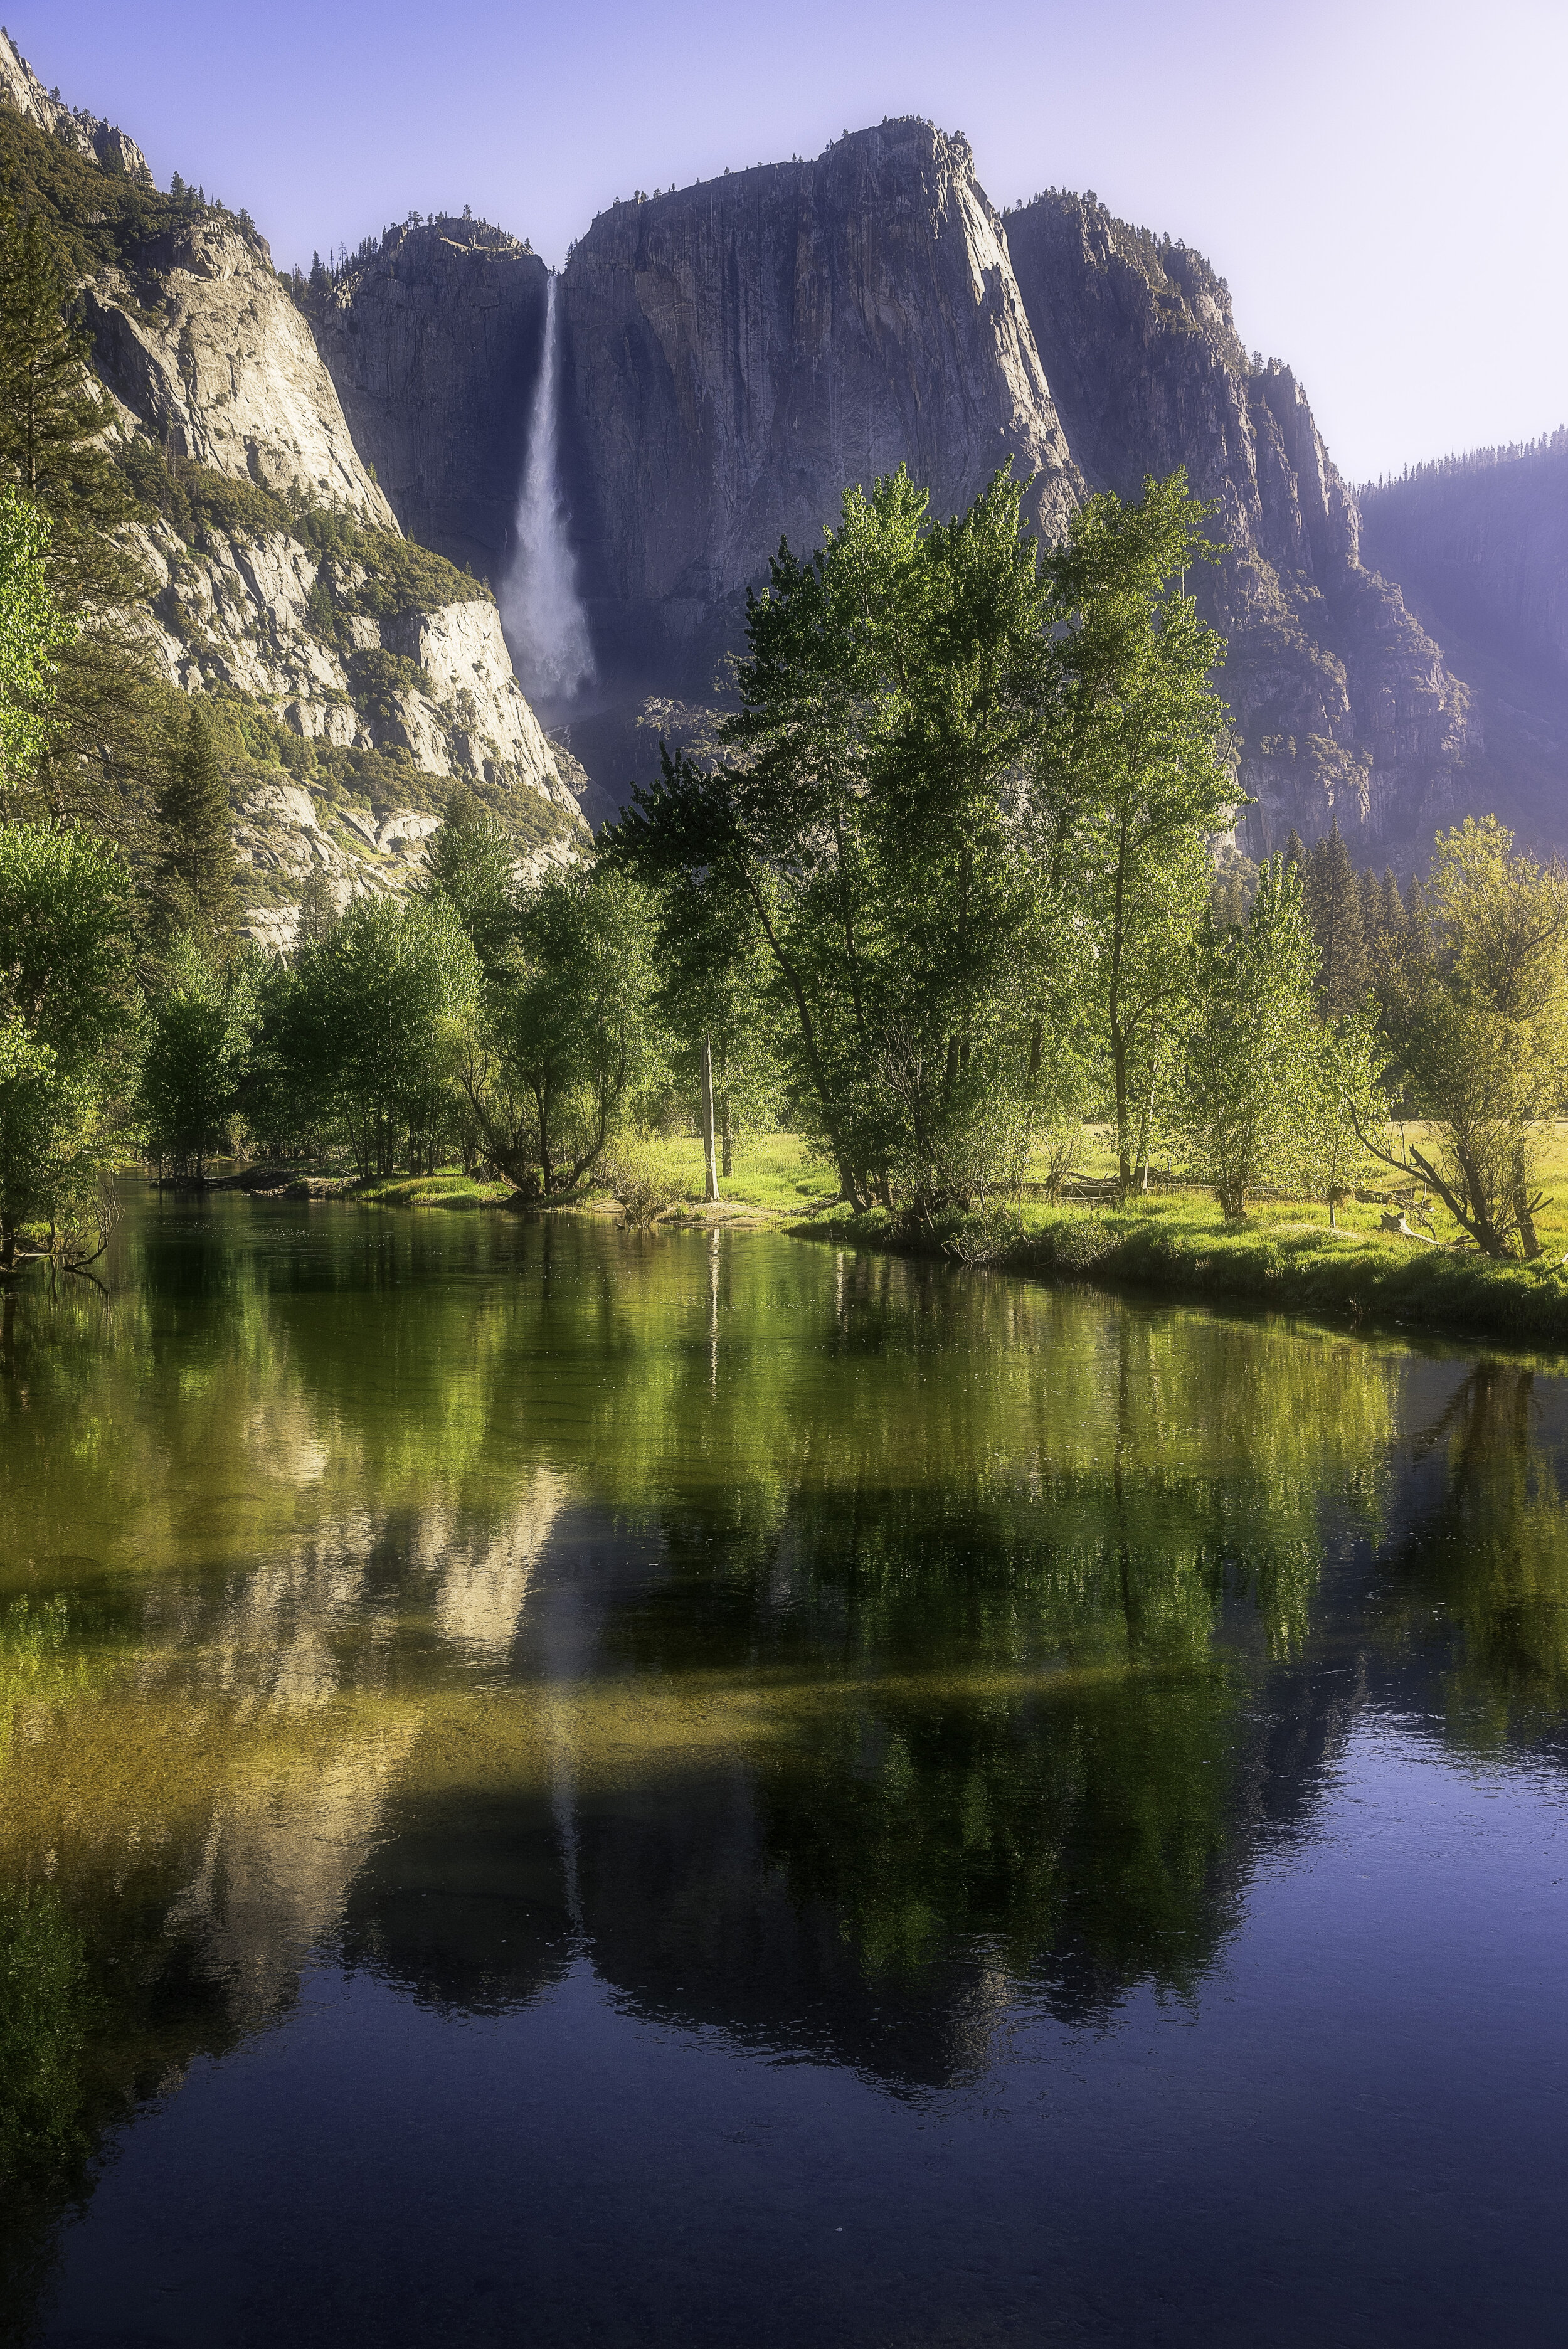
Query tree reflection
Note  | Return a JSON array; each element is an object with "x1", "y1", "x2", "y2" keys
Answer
[{"x1": 1381, "y1": 1362, "x2": 1568, "y2": 1744}]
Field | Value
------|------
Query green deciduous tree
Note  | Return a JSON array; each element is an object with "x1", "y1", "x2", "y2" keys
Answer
[
  {"x1": 459, "y1": 864, "x2": 666, "y2": 1199},
  {"x1": 1041, "y1": 470, "x2": 1234, "y2": 1196},
  {"x1": 613, "y1": 465, "x2": 1177, "y2": 1216},
  {"x1": 1296, "y1": 1007, "x2": 1387, "y2": 1228},
  {"x1": 0, "y1": 819, "x2": 140, "y2": 1267},
  {"x1": 283, "y1": 893, "x2": 481, "y2": 1178},
  {"x1": 1367, "y1": 817, "x2": 1568, "y2": 1258},
  {"x1": 139, "y1": 938, "x2": 260, "y2": 1177},
  {"x1": 1176, "y1": 855, "x2": 1318, "y2": 1217}
]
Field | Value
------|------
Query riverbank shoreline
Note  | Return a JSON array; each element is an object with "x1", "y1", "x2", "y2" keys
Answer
[
  {"x1": 782, "y1": 1199, "x2": 1568, "y2": 1349},
  {"x1": 164, "y1": 1164, "x2": 1568, "y2": 1350}
]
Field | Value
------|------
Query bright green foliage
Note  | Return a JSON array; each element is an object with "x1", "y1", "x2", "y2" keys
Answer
[
  {"x1": 459, "y1": 864, "x2": 666, "y2": 1200},
  {"x1": 1372, "y1": 816, "x2": 1568, "y2": 1257},
  {"x1": 1296, "y1": 1007, "x2": 1388, "y2": 1226},
  {"x1": 1037, "y1": 469, "x2": 1234, "y2": 1196},
  {"x1": 612, "y1": 465, "x2": 1086, "y2": 1212},
  {"x1": 139, "y1": 938, "x2": 261, "y2": 1177},
  {"x1": 149, "y1": 701, "x2": 241, "y2": 961},
  {"x1": 1177, "y1": 856, "x2": 1320, "y2": 1217},
  {"x1": 0, "y1": 818, "x2": 140, "y2": 1265},
  {"x1": 282, "y1": 893, "x2": 481, "y2": 1177},
  {"x1": 425, "y1": 785, "x2": 520, "y2": 982},
  {"x1": 0, "y1": 488, "x2": 73, "y2": 803},
  {"x1": 0, "y1": 195, "x2": 158, "y2": 835}
]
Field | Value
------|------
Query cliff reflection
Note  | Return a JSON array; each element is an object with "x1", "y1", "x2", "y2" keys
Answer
[{"x1": 5, "y1": 1200, "x2": 1568, "y2": 2325}]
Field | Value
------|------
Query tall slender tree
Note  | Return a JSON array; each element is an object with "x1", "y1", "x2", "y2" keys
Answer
[
  {"x1": 1303, "y1": 821, "x2": 1366, "y2": 1014},
  {"x1": 1041, "y1": 469, "x2": 1234, "y2": 1195},
  {"x1": 149, "y1": 703, "x2": 240, "y2": 962},
  {"x1": 0, "y1": 198, "x2": 161, "y2": 835}
]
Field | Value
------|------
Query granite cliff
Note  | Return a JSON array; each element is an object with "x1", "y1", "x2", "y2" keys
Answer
[
  {"x1": 556, "y1": 121, "x2": 1081, "y2": 691},
  {"x1": 312, "y1": 217, "x2": 548, "y2": 584},
  {"x1": 0, "y1": 26, "x2": 151, "y2": 183},
  {"x1": 0, "y1": 50, "x2": 586, "y2": 944},
  {"x1": 1, "y1": 29, "x2": 1547, "y2": 874},
  {"x1": 319, "y1": 122, "x2": 1484, "y2": 863}
]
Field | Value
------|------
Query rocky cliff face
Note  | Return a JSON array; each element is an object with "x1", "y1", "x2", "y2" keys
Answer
[
  {"x1": 313, "y1": 218, "x2": 548, "y2": 583},
  {"x1": 87, "y1": 214, "x2": 395, "y2": 519},
  {"x1": 557, "y1": 120, "x2": 1082, "y2": 691},
  {"x1": 1, "y1": 28, "x2": 1532, "y2": 869},
  {"x1": 0, "y1": 42, "x2": 585, "y2": 945},
  {"x1": 0, "y1": 27, "x2": 150, "y2": 181},
  {"x1": 1004, "y1": 191, "x2": 1474, "y2": 863}
]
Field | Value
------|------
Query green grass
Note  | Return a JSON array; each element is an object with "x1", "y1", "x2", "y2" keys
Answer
[
  {"x1": 355, "y1": 1173, "x2": 512, "y2": 1212},
  {"x1": 792, "y1": 1187, "x2": 1568, "y2": 1349},
  {"x1": 267, "y1": 1128, "x2": 1568, "y2": 1347}
]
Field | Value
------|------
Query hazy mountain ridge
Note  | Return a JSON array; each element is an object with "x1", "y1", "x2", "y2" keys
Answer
[
  {"x1": 1004, "y1": 190, "x2": 1474, "y2": 861},
  {"x1": 1356, "y1": 432, "x2": 1568, "y2": 859}
]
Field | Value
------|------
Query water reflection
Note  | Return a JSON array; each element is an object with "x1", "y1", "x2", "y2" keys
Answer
[{"x1": 2, "y1": 1201, "x2": 1567, "y2": 2335}]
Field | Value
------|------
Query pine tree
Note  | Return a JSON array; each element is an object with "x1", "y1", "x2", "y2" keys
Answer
[
  {"x1": 1303, "y1": 822, "x2": 1366, "y2": 1014},
  {"x1": 1375, "y1": 867, "x2": 1405, "y2": 962},
  {"x1": 0, "y1": 199, "x2": 161, "y2": 835},
  {"x1": 151, "y1": 703, "x2": 240, "y2": 962},
  {"x1": 1283, "y1": 829, "x2": 1305, "y2": 873},
  {"x1": 295, "y1": 864, "x2": 338, "y2": 949},
  {"x1": 0, "y1": 200, "x2": 129, "y2": 536},
  {"x1": 1357, "y1": 867, "x2": 1380, "y2": 960},
  {"x1": 1403, "y1": 872, "x2": 1434, "y2": 965}
]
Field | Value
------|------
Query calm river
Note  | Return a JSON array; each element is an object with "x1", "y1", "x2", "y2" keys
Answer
[{"x1": 1, "y1": 1196, "x2": 1565, "y2": 2346}]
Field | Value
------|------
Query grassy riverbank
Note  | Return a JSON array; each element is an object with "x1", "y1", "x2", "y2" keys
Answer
[
  {"x1": 204, "y1": 1128, "x2": 1568, "y2": 1347},
  {"x1": 789, "y1": 1192, "x2": 1568, "y2": 1345}
]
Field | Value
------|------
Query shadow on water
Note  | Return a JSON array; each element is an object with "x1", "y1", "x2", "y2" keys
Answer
[{"x1": 1, "y1": 1196, "x2": 1566, "y2": 2340}]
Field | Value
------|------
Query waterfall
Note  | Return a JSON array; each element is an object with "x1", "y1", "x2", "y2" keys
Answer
[{"x1": 504, "y1": 271, "x2": 593, "y2": 704}]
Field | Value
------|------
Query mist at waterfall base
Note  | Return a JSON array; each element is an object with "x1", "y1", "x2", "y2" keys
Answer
[{"x1": 503, "y1": 273, "x2": 595, "y2": 713}]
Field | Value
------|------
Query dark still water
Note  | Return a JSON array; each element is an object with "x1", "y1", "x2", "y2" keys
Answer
[{"x1": 1, "y1": 1197, "x2": 1565, "y2": 2348}]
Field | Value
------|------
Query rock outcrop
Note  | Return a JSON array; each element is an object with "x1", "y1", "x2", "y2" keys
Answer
[
  {"x1": 556, "y1": 120, "x2": 1081, "y2": 690},
  {"x1": 2, "y1": 23, "x2": 1544, "y2": 868},
  {"x1": 0, "y1": 36, "x2": 586, "y2": 947},
  {"x1": 312, "y1": 217, "x2": 548, "y2": 583},
  {"x1": 0, "y1": 27, "x2": 151, "y2": 182},
  {"x1": 87, "y1": 214, "x2": 395, "y2": 519},
  {"x1": 1003, "y1": 190, "x2": 1474, "y2": 862}
]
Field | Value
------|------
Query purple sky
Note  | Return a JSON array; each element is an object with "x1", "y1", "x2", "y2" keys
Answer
[{"x1": 14, "y1": 0, "x2": 1565, "y2": 484}]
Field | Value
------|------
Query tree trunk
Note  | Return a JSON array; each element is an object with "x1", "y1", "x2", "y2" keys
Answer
[
  {"x1": 700, "y1": 1032, "x2": 720, "y2": 1202},
  {"x1": 1111, "y1": 1027, "x2": 1132, "y2": 1198}
]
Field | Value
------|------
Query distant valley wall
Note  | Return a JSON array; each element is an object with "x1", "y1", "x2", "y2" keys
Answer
[
  {"x1": 1004, "y1": 191, "x2": 1475, "y2": 862},
  {"x1": 312, "y1": 219, "x2": 549, "y2": 585}
]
